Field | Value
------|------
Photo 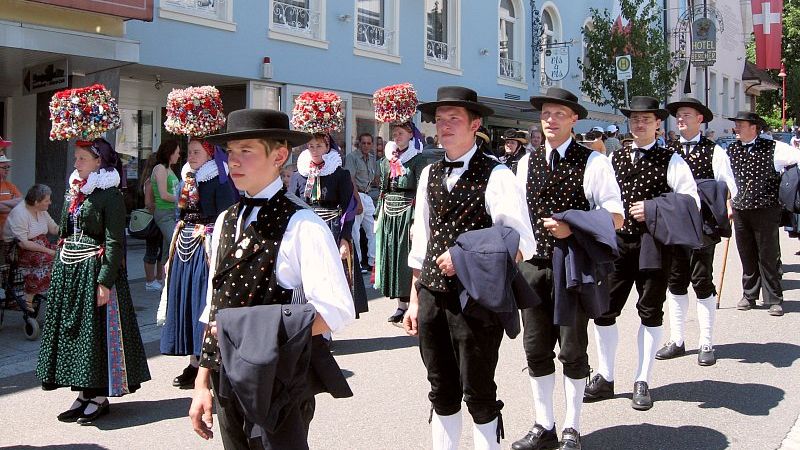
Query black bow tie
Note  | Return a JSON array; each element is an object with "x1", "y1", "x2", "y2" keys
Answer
[
  {"x1": 239, "y1": 197, "x2": 272, "y2": 220},
  {"x1": 442, "y1": 160, "x2": 464, "y2": 175},
  {"x1": 682, "y1": 140, "x2": 699, "y2": 146}
]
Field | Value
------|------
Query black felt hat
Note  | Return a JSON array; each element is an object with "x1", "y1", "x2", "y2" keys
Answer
[
  {"x1": 417, "y1": 86, "x2": 494, "y2": 118},
  {"x1": 620, "y1": 96, "x2": 669, "y2": 121},
  {"x1": 205, "y1": 109, "x2": 311, "y2": 148},
  {"x1": 727, "y1": 111, "x2": 766, "y2": 127},
  {"x1": 502, "y1": 129, "x2": 529, "y2": 145},
  {"x1": 529, "y1": 87, "x2": 588, "y2": 120},
  {"x1": 666, "y1": 97, "x2": 713, "y2": 123}
]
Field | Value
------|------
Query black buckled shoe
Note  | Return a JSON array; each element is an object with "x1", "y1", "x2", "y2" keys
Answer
[
  {"x1": 583, "y1": 373, "x2": 614, "y2": 402},
  {"x1": 57, "y1": 399, "x2": 89, "y2": 422},
  {"x1": 387, "y1": 308, "x2": 406, "y2": 324},
  {"x1": 76, "y1": 398, "x2": 110, "y2": 425},
  {"x1": 511, "y1": 423, "x2": 559, "y2": 450},
  {"x1": 631, "y1": 381, "x2": 653, "y2": 411},
  {"x1": 559, "y1": 428, "x2": 581, "y2": 450},
  {"x1": 173, "y1": 364, "x2": 199, "y2": 388},
  {"x1": 737, "y1": 298, "x2": 756, "y2": 311},
  {"x1": 769, "y1": 304, "x2": 784, "y2": 316},
  {"x1": 655, "y1": 341, "x2": 686, "y2": 360},
  {"x1": 697, "y1": 344, "x2": 716, "y2": 366}
]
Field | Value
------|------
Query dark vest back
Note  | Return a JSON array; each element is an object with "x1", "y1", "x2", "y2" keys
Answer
[
  {"x1": 728, "y1": 137, "x2": 780, "y2": 210},
  {"x1": 420, "y1": 151, "x2": 497, "y2": 292},
  {"x1": 668, "y1": 136, "x2": 715, "y2": 180},
  {"x1": 526, "y1": 141, "x2": 592, "y2": 259},
  {"x1": 612, "y1": 144, "x2": 674, "y2": 235}
]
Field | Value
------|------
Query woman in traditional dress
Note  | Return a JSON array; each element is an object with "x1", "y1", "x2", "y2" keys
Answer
[
  {"x1": 289, "y1": 134, "x2": 368, "y2": 316},
  {"x1": 158, "y1": 139, "x2": 235, "y2": 388},
  {"x1": 375, "y1": 122, "x2": 429, "y2": 323},
  {"x1": 36, "y1": 138, "x2": 150, "y2": 424}
]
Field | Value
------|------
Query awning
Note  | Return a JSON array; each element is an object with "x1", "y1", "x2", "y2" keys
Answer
[
  {"x1": 743, "y1": 61, "x2": 780, "y2": 94},
  {"x1": 479, "y1": 96, "x2": 537, "y2": 121}
]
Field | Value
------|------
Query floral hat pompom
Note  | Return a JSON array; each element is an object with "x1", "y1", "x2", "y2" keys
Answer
[
  {"x1": 164, "y1": 86, "x2": 226, "y2": 137},
  {"x1": 373, "y1": 83, "x2": 419, "y2": 124},
  {"x1": 49, "y1": 84, "x2": 121, "y2": 141},
  {"x1": 290, "y1": 91, "x2": 344, "y2": 134}
]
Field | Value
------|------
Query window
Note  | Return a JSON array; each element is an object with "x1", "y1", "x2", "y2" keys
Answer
[
  {"x1": 270, "y1": 0, "x2": 326, "y2": 47},
  {"x1": 354, "y1": 0, "x2": 400, "y2": 60},
  {"x1": 734, "y1": 81, "x2": 741, "y2": 113},
  {"x1": 160, "y1": 0, "x2": 235, "y2": 30},
  {"x1": 580, "y1": 18, "x2": 593, "y2": 81},
  {"x1": 499, "y1": 0, "x2": 524, "y2": 82},
  {"x1": 721, "y1": 76, "x2": 729, "y2": 116},
  {"x1": 539, "y1": 5, "x2": 562, "y2": 90},
  {"x1": 425, "y1": 0, "x2": 460, "y2": 71},
  {"x1": 709, "y1": 71, "x2": 717, "y2": 112},
  {"x1": 693, "y1": 67, "x2": 705, "y2": 99}
]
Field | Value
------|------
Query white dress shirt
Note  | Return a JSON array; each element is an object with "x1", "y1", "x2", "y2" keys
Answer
[
  {"x1": 615, "y1": 140, "x2": 701, "y2": 209},
  {"x1": 200, "y1": 177, "x2": 355, "y2": 333},
  {"x1": 407, "y1": 145, "x2": 537, "y2": 270},
  {"x1": 515, "y1": 137, "x2": 625, "y2": 215},
  {"x1": 741, "y1": 138, "x2": 800, "y2": 172},
  {"x1": 679, "y1": 132, "x2": 738, "y2": 197}
]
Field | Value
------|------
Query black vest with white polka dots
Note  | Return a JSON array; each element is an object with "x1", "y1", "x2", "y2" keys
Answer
[
  {"x1": 728, "y1": 137, "x2": 779, "y2": 210},
  {"x1": 420, "y1": 151, "x2": 497, "y2": 292},
  {"x1": 526, "y1": 141, "x2": 592, "y2": 259},
  {"x1": 199, "y1": 189, "x2": 301, "y2": 369},
  {"x1": 612, "y1": 144, "x2": 673, "y2": 235},
  {"x1": 668, "y1": 136, "x2": 715, "y2": 180}
]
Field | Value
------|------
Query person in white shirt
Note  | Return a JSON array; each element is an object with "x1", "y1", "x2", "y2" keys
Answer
[
  {"x1": 404, "y1": 86, "x2": 536, "y2": 450},
  {"x1": 189, "y1": 109, "x2": 355, "y2": 449}
]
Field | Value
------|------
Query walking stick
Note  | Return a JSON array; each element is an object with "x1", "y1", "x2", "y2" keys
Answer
[{"x1": 717, "y1": 226, "x2": 733, "y2": 309}]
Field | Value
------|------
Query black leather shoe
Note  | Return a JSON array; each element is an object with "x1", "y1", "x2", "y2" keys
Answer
[
  {"x1": 57, "y1": 399, "x2": 89, "y2": 422},
  {"x1": 559, "y1": 428, "x2": 581, "y2": 450},
  {"x1": 173, "y1": 364, "x2": 198, "y2": 388},
  {"x1": 77, "y1": 399, "x2": 110, "y2": 425},
  {"x1": 697, "y1": 344, "x2": 716, "y2": 366},
  {"x1": 387, "y1": 308, "x2": 406, "y2": 324},
  {"x1": 655, "y1": 341, "x2": 686, "y2": 360},
  {"x1": 511, "y1": 423, "x2": 559, "y2": 450},
  {"x1": 737, "y1": 298, "x2": 756, "y2": 311},
  {"x1": 631, "y1": 381, "x2": 653, "y2": 411},
  {"x1": 583, "y1": 373, "x2": 614, "y2": 402},
  {"x1": 769, "y1": 304, "x2": 784, "y2": 316}
]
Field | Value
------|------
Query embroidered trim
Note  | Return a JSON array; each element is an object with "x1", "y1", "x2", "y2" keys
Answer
[
  {"x1": 386, "y1": 141, "x2": 420, "y2": 165},
  {"x1": 297, "y1": 149, "x2": 342, "y2": 177},
  {"x1": 181, "y1": 160, "x2": 226, "y2": 184},
  {"x1": 68, "y1": 168, "x2": 120, "y2": 195}
]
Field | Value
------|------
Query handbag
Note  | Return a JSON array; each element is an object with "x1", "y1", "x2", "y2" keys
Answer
[{"x1": 128, "y1": 208, "x2": 160, "y2": 240}]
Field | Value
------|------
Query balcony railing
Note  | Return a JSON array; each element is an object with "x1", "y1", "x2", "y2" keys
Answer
[
  {"x1": 357, "y1": 22, "x2": 392, "y2": 50},
  {"x1": 499, "y1": 57, "x2": 522, "y2": 81},
  {"x1": 426, "y1": 39, "x2": 453, "y2": 64},
  {"x1": 272, "y1": 1, "x2": 321, "y2": 39},
  {"x1": 163, "y1": 0, "x2": 221, "y2": 18}
]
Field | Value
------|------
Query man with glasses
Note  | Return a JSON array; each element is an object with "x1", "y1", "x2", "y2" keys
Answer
[
  {"x1": 344, "y1": 133, "x2": 379, "y2": 272},
  {"x1": 585, "y1": 96, "x2": 698, "y2": 411}
]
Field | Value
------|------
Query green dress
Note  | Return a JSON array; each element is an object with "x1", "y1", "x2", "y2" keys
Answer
[
  {"x1": 36, "y1": 185, "x2": 151, "y2": 396},
  {"x1": 375, "y1": 150, "x2": 432, "y2": 298}
]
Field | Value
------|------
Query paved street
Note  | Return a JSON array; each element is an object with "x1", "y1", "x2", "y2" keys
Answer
[{"x1": 2, "y1": 233, "x2": 800, "y2": 450}]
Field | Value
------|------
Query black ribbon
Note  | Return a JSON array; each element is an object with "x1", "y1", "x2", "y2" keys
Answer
[{"x1": 442, "y1": 160, "x2": 464, "y2": 175}]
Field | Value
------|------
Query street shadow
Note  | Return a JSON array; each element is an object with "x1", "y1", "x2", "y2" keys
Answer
[
  {"x1": 650, "y1": 380, "x2": 783, "y2": 416},
  {"x1": 1, "y1": 446, "x2": 109, "y2": 450},
  {"x1": 582, "y1": 424, "x2": 728, "y2": 450},
  {"x1": 781, "y1": 279, "x2": 800, "y2": 293},
  {"x1": 330, "y1": 335, "x2": 417, "y2": 356},
  {"x1": 0, "y1": 370, "x2": 40, "y2": 397},
  {"x1": 714, "y1": 342, "x2": 800, "y2": 368},
  {"x1": 87, "y1": 397, "x2": 192, "y2": 431},
  {"x1": 782, "y1": 263, "x2": 800, "y2": 273}
]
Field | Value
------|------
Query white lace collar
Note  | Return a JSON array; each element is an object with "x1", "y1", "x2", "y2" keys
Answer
[
  {"x1": 181, "y1": 160, "x2": 227, "y2": 184},
  {"x1": 69, "y1": 168, "x2": 120, "y2": 195},
  {"x1": 385, "y1": 141, "x2": 420, "y2": 165},
  {"x1": 296, "y1": 149, "x2": 342, "y2": 177}
]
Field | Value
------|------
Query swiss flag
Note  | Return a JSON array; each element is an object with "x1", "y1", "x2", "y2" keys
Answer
[{"x1": 751, "y1": 0, "x2": 783, "y2": 69}]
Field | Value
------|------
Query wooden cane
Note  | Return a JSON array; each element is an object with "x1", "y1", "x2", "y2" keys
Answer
[{"x1": 717, "y1": 234, "x2": 732, "y2": 309}]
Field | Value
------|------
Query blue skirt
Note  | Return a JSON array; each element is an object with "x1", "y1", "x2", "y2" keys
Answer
[{"x1": 160, "y1": 226, "x2": 209, "y2": 356}]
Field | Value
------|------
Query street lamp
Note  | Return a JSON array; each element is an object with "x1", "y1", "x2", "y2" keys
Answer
[{"x1": 779, "y1": 63, "x2": 787, "y2": 131}]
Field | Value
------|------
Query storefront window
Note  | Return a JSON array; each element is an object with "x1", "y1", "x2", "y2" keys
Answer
[{"x1": 116, "y1": 108, "x2": 154, "y2": 213}]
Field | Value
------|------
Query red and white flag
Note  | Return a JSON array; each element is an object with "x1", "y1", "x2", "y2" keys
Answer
[{"x1": 751, "y1": 0, "x2": 783, "y2": 69}]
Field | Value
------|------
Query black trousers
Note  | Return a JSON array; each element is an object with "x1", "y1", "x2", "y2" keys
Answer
[
  {"x1": 417, "y1": 286, "x2": 504, "y2": 424},
  {"x1": 733, "y1": 207, "x2": 783, "y2": 305},
  {"x1": 211, "y1": 370, "x2": 316, "y2": 450},
  {"x1": 520, "y1": 260, "x2": 590, "y2": 380},
  {"x1": 597, "y1": 234, "x2": 673, "y2": 327},
  {"x1": 668, "y1": 244, "x2": 717, "y2": 299}
]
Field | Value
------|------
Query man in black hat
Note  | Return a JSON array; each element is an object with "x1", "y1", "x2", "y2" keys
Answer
[
  {"x1": 403, "y1": 86, "x2": 536, "y2": 450},
  {"x1": 656, "y1": 98, "x2": 738, "y2": 366},
  {"x1": 189, "y1": 109, "x2": 355, "y2": 449},
  {"x1": 585, "y1": 96, "x2": 699, "y2": 411},
  {"x1": 727, "y1": 111, "x2": 799, "y2": 316},
  {"x1": 511, "y1": 87, "x2": 624, "y2": 450},
  {"x1": 500, "y1": 129, "x2": 528, "y2": 173}
]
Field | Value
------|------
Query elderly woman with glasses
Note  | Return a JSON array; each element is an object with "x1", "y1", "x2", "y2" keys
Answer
[{"x1": 3, "y1": 184, "x2": 59, "y2": 313}]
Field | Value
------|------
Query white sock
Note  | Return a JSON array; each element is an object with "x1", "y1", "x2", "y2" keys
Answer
[
  {"x1": 431, "y1": 411, "x2": 462, "y2": 450},
  {"x1": 593, "y1": 323, "x2": 618, "y2": 381},
  {"x1": 563, "y1": 376, "x2": 586, "y2": 432},
  {"x1": 397, "y1": 299, "x2": 409, "y2": 310},
  {"x1": 83, "y1": 396, "x2": 107, "y2": 414},
  {"x1": 473, "y1": 418, "x2": 500, "y2": 450},
  {"x1": 666, "y1": 292, "x2": 689, "y2": 346},
  {"x1": 189, "y1": 355, "x2": 200, "y2": 368},
  {"x1": 635, "y1": 325, "x2": 663, "y2": 384},
  {"x1": 529, "y1": 374, "x2": 555, "y2": 429},
  {"x1": 697, "y1": 295, "x2": 717, "y2": 348},
  {"x1": 69, "y1": 392, "x2": 89, "y2": 410}
]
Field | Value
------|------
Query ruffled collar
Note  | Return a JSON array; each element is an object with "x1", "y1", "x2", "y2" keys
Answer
[
  {"x1": 386, "y1": 141, "x2": 420, "y2": 165},
  {"x1": 180, "y1": 160, "x2": 227, "y2": 184},
  {"x1": 297, "y1": 149, "x2": 342, "y2": 177},
  {"x1": 68, "y1": 168, "x2": 120, "y2": 195}
]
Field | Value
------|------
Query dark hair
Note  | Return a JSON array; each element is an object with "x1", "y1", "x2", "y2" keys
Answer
[
  {"x1": 25, "y1": 184, "x2": 51, "y2": 206},
  {"x1": 139, "y1": 153, "x2": 159, "y2": 192},
  {"x1": 155, "y1": 139, "x2": 180, "y2": 166},
  {"x1": 357, "y1": 133, "x2": 373, "y2": 143}
]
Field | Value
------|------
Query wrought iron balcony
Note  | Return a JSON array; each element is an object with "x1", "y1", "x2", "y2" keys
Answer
[
  {"x1": 272, "y1": 1, "x2": 321, "y2": 38},
  {"x1": 426, "y1": 39, "x2": 453, "y2": 64},
  {"x1": 357, "y1": 22, "x2": 392, "y2": 49},
  {"x1": 500, "y1": 57, "x2": 522, "y2": 81},
  {"x1": 163, "y1": 0, "x2": 221, "y2": 17}
]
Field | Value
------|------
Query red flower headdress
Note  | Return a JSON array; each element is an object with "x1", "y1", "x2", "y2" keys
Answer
[
  {"x1": 49, "y1": 84, "x2": 121, "y2": 141},
  {"x1": 373, "y1": 83, "x2": 419, "y2": 124},
  {"x1": 164, "y1": 86, "x2": 226, "y2": 137},
  {"x1": 290, "y1": 91, "x2": 344, "y2": 134}
]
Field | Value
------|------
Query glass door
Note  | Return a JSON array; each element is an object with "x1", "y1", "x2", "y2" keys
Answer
[{"x1": 116, "y1": 107, "x2": 155, "y2": 214}]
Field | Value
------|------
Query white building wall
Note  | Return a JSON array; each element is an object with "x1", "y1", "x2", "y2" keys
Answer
[{"x1": 6, "y1": 94, "x2": 37, "y2": 194}]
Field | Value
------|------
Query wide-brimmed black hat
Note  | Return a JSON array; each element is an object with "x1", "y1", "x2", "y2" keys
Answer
[
  {"x1": 727, "y1": 111, "x2": 766, "y2": 127},
  {"x1": 205, "y1": 109, "x2": 311, "y2": 148},
  {"x1": 417, "y1": 86, "x2": 494, "y2": 118},
  {"x1": 502, "y1": 129, "x2": 529, "y2": 145},
  {"x1": 620, "y1": 96, "x2": 669, "y2": 120},
  {"x1": 666, "y1": 97, "x2": 713, "y2": 123},
  {"x1": 530, "y1": 87, "x2": 588, "y2": 120}
]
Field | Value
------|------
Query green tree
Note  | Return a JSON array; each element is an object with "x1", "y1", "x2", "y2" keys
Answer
[{"x1": 578, "y1": 0, "x2": 681, "y2": 109}]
